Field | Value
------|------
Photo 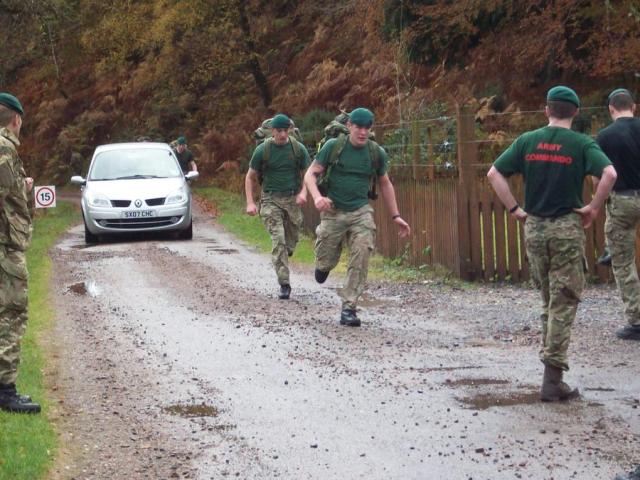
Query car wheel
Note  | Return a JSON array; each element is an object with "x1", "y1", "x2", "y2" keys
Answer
[
  {"x1": 84, "y1": 222, "x2": 99, "y2": 244},
  {"x1": 178, "y1": 220, "x2": 193, "y2": 240}
]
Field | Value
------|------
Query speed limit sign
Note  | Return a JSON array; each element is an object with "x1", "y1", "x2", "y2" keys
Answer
[{"x1": 34, "y1": 186, "x2": 56, "y2": 208}]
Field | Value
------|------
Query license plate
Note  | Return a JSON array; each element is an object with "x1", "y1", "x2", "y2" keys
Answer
[{"x1": 122, "y1": 210, "x2": 155, "y2": 218}]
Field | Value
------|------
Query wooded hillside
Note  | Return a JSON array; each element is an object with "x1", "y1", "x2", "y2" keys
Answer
[{"x1": 1, "y1": 0, "x2": 639, "y2": 181}]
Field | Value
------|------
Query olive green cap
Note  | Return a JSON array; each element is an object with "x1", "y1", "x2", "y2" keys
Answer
[
  {"x1": 607, "y1": 88, "x2": 634, "y2": 105},
  {"x1": 349, "y1": 108, "x2": 374, "y2": 127},
  {"x1": 176, "y1": 136, "x2": 187, "y2": 145},
  {"x1": 546, "y1": 86, "x2": 580, "y2": 108},
  {"x1": 271, "y1": 114, "x2": 291, "y2": 129},
  {"x1": 0, "y1": 92, "x2": 24, "y2": 115}
]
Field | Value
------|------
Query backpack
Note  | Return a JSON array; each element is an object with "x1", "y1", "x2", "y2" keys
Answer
[
  {"x1": 316, "y1": 133, "x2": 381, "y2": 200},
  {"x1": 253, "y1": 117, "x2": 306, "y2": 184}
]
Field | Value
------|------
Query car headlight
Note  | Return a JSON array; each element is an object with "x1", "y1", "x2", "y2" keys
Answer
[
  {"x1": 165, "y1": 188, "x2": 187, "y2": 205},
  {"x1": 87, "y1": 193, "x2": 111, "y2": 207}
]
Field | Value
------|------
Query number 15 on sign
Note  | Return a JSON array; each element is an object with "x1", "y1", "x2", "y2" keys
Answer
[{"x1": 35, "y1": 186, "x2": 56, "y2": 209}]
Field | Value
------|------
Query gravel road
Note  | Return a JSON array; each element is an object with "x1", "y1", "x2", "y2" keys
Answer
[{"x1": 45, "y1": 205, "x2": 639, "y2": 479}]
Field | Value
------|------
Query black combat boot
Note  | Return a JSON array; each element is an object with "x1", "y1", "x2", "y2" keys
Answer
[
  {"x1": 340, "y1": 309, "x2": 361, "y2": 327},
  {"x1": 615, "y1": 324, "x2": 640, "y2": 340},
  {"x1": 540, "y1": 365, "x2": 579, "y2": 402},
  {"x1": 0, "y1": 384, "x2": 41, "y2": 414},
  {"x1": 314, "y1": 269, "x2": 330, "y2": 284},
  {"x1": 278, "y1": 284, "x2": 291, "y2": 300},
  {"x1": 597, "y1": 249, "x2": 612, "y2": 266}
]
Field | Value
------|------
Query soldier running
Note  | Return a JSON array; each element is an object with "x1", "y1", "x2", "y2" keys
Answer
[
  {"x1": 304, "y1": 108, "x2": 410, "y2": 327},
  {"x1": 487, "y1": 86, "x2": 617, "y2": 401},
  {"x1": 245, "y1": 114, "x2": 311, "y2": 300}
]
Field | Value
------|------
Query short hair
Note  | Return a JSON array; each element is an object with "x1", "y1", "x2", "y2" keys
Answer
[
  {"x1": 547, "y1": 100, "x2": 578, "y2": 120},
  {"x1": 0, "y1": 104, "x2": 18, "y2": 127},
  {"x1": 609, "y1": 92, "x2": 635, "y2": 111}
]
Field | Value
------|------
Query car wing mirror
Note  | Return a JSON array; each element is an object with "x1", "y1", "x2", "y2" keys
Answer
[
  {"x1": 70, "y1": 175, "x2": 86, "y2": 186},
  {"x1": 185, "y1": 171, "x2": 199, "y2": 181}
]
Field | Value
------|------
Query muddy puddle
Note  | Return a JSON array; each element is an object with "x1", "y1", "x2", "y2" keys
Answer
[
  {"x1": 413, "y1": 365, "x2": 483, "y2": 373},
  {"x1": 444, "y1": 378, "x2": 510, "y2": 387},
  {"x1": 163, "y1": 403, "x2": 219, "y2": 418},
  {"x1": 458, "y1": 390, "x2": 541, "y2": 410}
]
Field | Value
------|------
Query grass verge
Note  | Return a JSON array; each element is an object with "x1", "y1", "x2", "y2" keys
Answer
[
  {"x1": 0, "y1": 201, "x2": 79, "y2": 480},
  {"x1": 194, "y1": 186, "x2": 466, "y2": 286}
]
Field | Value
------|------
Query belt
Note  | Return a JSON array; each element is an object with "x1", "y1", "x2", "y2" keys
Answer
[
  {"x1": 613, "y1": 189, "x2": 640, "y2": 197},
  {"x1": 263, "y1": 189, "x2": 296, "y2": 197}
]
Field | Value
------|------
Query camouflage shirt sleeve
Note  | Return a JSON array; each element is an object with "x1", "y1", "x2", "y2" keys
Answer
[{"x1": 0, "y1": 145, "x2": 16, "y2": 197}]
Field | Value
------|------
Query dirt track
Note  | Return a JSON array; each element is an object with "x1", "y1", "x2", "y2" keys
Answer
[{"x1": 45, "y1": 205, "x2": 639, "y2": 479}]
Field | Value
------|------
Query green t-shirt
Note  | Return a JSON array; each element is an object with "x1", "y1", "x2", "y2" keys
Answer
[
  {"x1": 250, "y1": 139, "x2": 311, "y2": 193},
  {"x1": 493, "y1": 126, "x2": 611, "y2": 217},
  {"x1": 315, "y1": 137, "x2": 389, "y2": 212}
]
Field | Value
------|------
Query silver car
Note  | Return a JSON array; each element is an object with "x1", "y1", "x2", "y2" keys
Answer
[{"x1": 71, "y1": 142, "x2": 198, "y2": 244}]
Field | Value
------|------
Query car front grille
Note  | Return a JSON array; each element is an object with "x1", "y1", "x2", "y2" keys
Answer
[
  {"x1": 111, "y1": 200, "x2": 131, "y2": 207},
  {"x1": 97, "y1": 216, "x2": 181, "y2": 229},
  {"x1": 145, "y1": 197, "x2": 165, "y2": 206}
]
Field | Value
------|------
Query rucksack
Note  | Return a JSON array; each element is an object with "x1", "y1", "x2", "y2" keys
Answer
[
  {"x1": 316, "y1": 133, "x2": 381, "y2": 200},
  {"x1": 315, "y1": 111, "x2": 376, "y2": 155},
  {"x1": 253, "y1": 117, "x2": 306, "y2": 184}
]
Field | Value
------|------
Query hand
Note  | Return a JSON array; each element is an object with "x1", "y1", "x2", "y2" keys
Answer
[
  {"x1": 246, "y1": 203, "x2": 258, "y2": 216},
  {"x1": 314, "y1": 196, "x2": 333, "y2": 212},
  {"x1": 394, "y1": 216, "x2": 411, "y2": 238},
  {"x1": 25, "y1": 177, "x2": 34, "y2": 193},
  {"x1": 296, "y1": 192, "x2": 307, "y2": 206},
  {"x1": 511, "y1": 207, "x2": 528, "y2": 223},
  {"x1": 573, "y1": 205, "x2": 597, "y2": 229}
]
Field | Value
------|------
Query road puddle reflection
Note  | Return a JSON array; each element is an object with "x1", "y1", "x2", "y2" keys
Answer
[
  {"x1": 163, "y1": 403, "x2": 219, "y2": 418},
  {"x1": 207, "y1": 248, "x2": 239, "y2": 254},
  {"x1": 68, "y1": 281, "x2": 100, "y2": 297}
]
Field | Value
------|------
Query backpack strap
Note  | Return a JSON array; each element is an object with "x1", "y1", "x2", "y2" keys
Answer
[
  {"x1": 367, "y1": 140, "x2": 381, "y2": 200},
  {"x1": 262, "y1": 137, "x2": 273, "y2": 172},
  {"x1": 289, "y1": 136, "x2": 305, "y2": 171}
]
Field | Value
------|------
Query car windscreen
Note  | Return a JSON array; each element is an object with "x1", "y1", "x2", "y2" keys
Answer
[{"x1": 89, "y1": 149, "x2": 182, "y2": 181}]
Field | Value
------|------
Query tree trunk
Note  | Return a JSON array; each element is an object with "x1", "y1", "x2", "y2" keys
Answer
[{"x1": 236, "y1": 0, "x2": 272, "y2": 109}]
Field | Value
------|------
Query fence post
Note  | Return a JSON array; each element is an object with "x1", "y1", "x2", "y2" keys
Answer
[
  {"x1": 427, "y1": 126, "x2": 435, "y2": 180},
  {"x1": 411, "y1": 119, "x2": 420, "y2": 180},
  {"x1": 455, "y1": 103, "x2": 478, "y2": 280}
]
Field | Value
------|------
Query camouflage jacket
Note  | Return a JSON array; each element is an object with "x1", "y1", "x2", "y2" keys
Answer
[{"x1": 0, "y1": 127, "x2": 32, "y2": 251}]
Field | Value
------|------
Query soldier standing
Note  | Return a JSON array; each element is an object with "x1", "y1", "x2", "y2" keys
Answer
[
  {"x1": 304, "y1": 108, "x2": 410, "y2": 327},
  {"x1": 487, "y1": 86, "x2": 617, "y2": 401},
  {"x1": 596, "y1": 88, "x2": 640, "y2": 340},
  {"x1": 172, "y1": 136, "x2": 198, "y2": 174},
  {"x1": 245, "y1": 114, "x2": 311, "y2": 299},
  {"x1": 0, "y1": 93, "x2": 40, "y2": 413}
]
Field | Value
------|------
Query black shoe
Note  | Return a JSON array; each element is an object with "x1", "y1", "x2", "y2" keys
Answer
[
  {"x1": 614, "y1": 465, "x2": 640, "y2": 480},
  {"x1": 315, "y1": 269, "x2": 329, "y2": 284},
  {"x1": 0, "y1": 384, "x2": 41, "y2": 414},
  {"x1": 616, "y1": 325, "x2": 640, "y2": 340},
  {"x1": 278, "y1": 284, "x2": 291, "y2": 300},
  {"x1": 340, "y1": 309, "x2": 361, "y2": 327},
  {"x1": 597, "y1": 250, "x2": 612, "y2": 267}
]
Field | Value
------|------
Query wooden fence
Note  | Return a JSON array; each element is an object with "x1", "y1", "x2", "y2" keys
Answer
[{"x1": 301, "y1": 104, "x2": 628, "y2": 283}]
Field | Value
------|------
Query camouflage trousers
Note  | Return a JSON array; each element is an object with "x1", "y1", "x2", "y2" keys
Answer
[
  {"x1": 259, "y1": 193, "x2": 303, "y2": 286},
  {"x1": 0, "y1": 246, "x2": 29, "y2": 385},
  {"x1": 525, "y1": 213, "x2": 585, "y2": 371},
  {"x1": 315, "y1": 204, "x2": 376, "y2": 310},
  {"x1": 605, "y1": 193, "x2": 640, "y2": 327}
]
